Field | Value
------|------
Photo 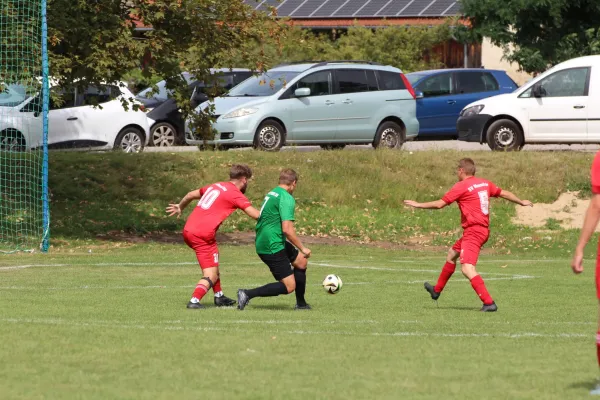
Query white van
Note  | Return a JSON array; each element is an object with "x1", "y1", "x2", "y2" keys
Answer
[{"x1": 457, "y1": 55, "x2": 600, "y2": 151}]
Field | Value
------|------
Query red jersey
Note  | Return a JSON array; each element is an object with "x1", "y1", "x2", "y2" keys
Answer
[
  {"x1": 184, "y1": 181, "x2": 251, "y2": 237},
  {"x1": 442, "y1": 176, "x2": 502, "y2": 229},
  {"x1": 592, "y1": 151, "x2": 600, "y2": 194}
]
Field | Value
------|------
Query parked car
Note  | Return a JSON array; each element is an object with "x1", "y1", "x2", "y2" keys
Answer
[
  {"x1": 0, "y1": 82, "x2": 151, "y2": 153},
  {"x1": 405, "y1": 69, "x2": 518, "y2": 138},
  {"x1": 185, "y1": 61, "x2": 419, "y2": 151},
  {"x1": 457, "y1": 55, "x2": 600, "y2": 151},
  {"x1": 137, "y1": 69, "x2": 252, "y2": 147}
]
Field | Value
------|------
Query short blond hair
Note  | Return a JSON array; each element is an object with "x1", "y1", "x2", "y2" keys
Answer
[
  {"x1": 458, "y1": 158, "x2": 476, "y2": 175},
  {"x1": 279, "y1": 169, "x2": 298, "y2": 185}
]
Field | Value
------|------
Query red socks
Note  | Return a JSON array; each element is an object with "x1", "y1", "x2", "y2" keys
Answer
[
  {"x1": 470, "y1": 275, "x2": 494, "y2": 305},
  {"x1": 434, "y1": 262, "x2": 456, "y2": 293},
  {"x1": 191, "y1": 283, "x2": 209, "y2": 301},
  {"x1": 596, "y1": 331, "x2": 600, "y2": 368},
  {"x1": 213, "y1": 279, "x2": 222, "y2": 294}
]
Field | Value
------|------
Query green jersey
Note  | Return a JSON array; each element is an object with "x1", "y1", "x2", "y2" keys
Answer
[{"x1": 255, "y1": 186, "x2": 296, "y2": 254}]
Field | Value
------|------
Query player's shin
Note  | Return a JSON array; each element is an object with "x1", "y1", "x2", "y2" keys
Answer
[
  {"x1": 213, "y1": 278, "x2": 223, "y2": 297},
  {"x1": 245, "y1": 282, "x2": 289, "y2": 299},
  {"x1": 293, "y1": 268, "x2": 307, "y2": 306},
  {"x1": 469, "y1": 274, "x2": 494, "y2": 305},
  {"x1": 434, "y1": 262, "x2": 456, "y2": 293}
]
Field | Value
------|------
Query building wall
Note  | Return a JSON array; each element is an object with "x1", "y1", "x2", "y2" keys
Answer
[{"x1": 481, "y1": 38, "x2": 532, "y2": 86}]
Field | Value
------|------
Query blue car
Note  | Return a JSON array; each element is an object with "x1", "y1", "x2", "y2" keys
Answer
[{"x1": 405, "y1": 69, "x2": 518, "y2": 138}]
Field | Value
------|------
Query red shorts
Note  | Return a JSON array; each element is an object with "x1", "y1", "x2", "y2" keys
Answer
[
  {"x1": 596, "y1": 239, "x2": 600, "y2": 299},
  {"x1": 451, "y1": 227, "x2": 490, "y2": 266},
  {"x1": 183, "y1": 229, "x2": 219, "y2": 270}
]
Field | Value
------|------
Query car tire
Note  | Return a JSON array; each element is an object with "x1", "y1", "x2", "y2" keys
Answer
[
  {"x1": 373, "y1": 121, "x2": 404, "y2": 149},
  {"x1": 320, "y1": 144, "x2": 346, "y2": 150},
  {"x1": 253, "y1": 120, "x2": 285, "y2": 152},
  {"x1": 0, "y1": 129, "x2": 26, "y2": 152},
  {"x1": 486, "y1": 119, "x2": 524, "y2": 152},
  {"x1": 150, "y1": 122, "x2": 179, "y2": 147},
  {"x1": 114, "y1": 127, "x2": 145, "y2": 153}
]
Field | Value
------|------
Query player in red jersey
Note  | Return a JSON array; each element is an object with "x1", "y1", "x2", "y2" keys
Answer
[
  {"x1": 572, "y1": 151, "x2": 600, "y2": 394},
  {"x1": 166, "y1": 164, "x2": 260, "y2": 309},
  {"x1": 404, "y1": 158, "x2": 532, "y2": 311}
]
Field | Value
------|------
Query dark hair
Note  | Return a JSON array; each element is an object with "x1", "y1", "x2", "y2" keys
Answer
[
  {"x1": 458, "y1": 158, "x2": 476, "y2": 175},
  {"x1": 279, "y1": 168, "x2": 298, "y2": 185},
  {"x1": 229, "y1": 164, "x2": 253, "y2": 180}
]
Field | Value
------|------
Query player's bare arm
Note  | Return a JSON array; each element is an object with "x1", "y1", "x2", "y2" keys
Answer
[
  {"x1": 404, "y1": 199, "x2": 448, "y2": 209},
  {"x1": 282, "y1": 220, "x2": 311, "y2": 258},
  {"x1": 166, "y1": 189, "x2": 202, "y2": 218},
  {"x1": 242, "y1": 206, "x2": 260, "y2": 220},
  {"x1": 498, "y1": 190, "x2": 533, "y2": 207},
  {"x1": 572, "y1": 194, "x2": 600, "y2": 274}
]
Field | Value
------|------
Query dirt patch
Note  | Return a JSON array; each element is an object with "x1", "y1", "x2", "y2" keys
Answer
[
  {"x1": 95, "y1": 231, "x2": 456, "y2": 252},
  {"x1": 513, "y1": 191, "x2": 595, "y2": 231}
]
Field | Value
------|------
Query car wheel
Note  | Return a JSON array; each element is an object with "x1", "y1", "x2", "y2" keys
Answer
[
  {"x1": 114, "y1": 127, "x2": 145, "y2": 153},
  {"x1": 0, "y1": 129, "x2": 26, "y2": 152},
  {"x1": 320, "y1": 144, "x2": 346, "y2": 150},
  {"x1": 373, "y1": 121, "x2": 404, "y2": 149},
  {"x1": 150, "y1": 122, "x2": 178, "y2": 147},
  {"x1": 254, "y1": 120, "x2": 285, "y2": 151},
  {"x1": 486, "y1": 119, "x2": 523, "y2": 152}
]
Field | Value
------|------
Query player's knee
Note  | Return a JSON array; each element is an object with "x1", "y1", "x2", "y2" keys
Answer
[
  {"x1": 294, "y1": 256, "x2": 308, "y2": 270},
  {"x1": 447, "y1": 249, "x2": 459, "y2": 263},
  {"x1": 461, "y1": 264, "x2": 477, "y2": 279}
]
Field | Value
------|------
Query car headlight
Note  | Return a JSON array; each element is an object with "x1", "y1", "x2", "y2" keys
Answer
[
  {"x1": 222, "y1": 107, "x2": 259, "y2": 119},
  {"x1": 460, "y1": 105, "x2": 485, "y2": 117}
]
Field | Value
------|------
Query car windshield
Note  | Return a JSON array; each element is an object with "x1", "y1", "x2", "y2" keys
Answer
[
  {"x1": 138, "y1": 73, "x2": 194, "y2": 100},
  {"x1": 405, "y1": 73, "x2": 428, "y2": 86},
  {"x1": 0, "y1": 83, "x2": 28, "y2": 107},
  {"x1": 227, "y1": 71, "x2": 300, "y2": 97}
]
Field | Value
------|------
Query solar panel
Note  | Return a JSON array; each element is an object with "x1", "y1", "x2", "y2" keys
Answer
[
  {"x1": 312, "y1": 0, "x2": 347, "y2": 17},
  {"x1": 377, "y1": 0, "x2": 411, "y2": 16},
  {"x1": 421, "y1": 0, "x2": 453, "y2": 16},
  {"x1": 291, "y1": 0, "x2": 326, "y2": 16},
  {"x1": 257, "y1": 0, "x2": 282, "y2": 11},
  {"x1": 443, "y1": 1, "x2": 461, "y2": 15},
  {"x1": 243, "y1": 0, "x2": 260, "y2": 9},
  {"x1": 333, "y1": 0, "x2": 366, "y2": 17},
  {"x1": 398, "y1": 0, "x2": 432, "y2": 16},
  {"x1": 276, "y1": 0, "x2": 304, "y2": 16},
  {"x1": 354, "y1": 0, "x2": 390, "y2": 16}
]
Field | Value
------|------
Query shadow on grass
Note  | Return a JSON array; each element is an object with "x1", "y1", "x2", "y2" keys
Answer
[
  {"x1": 567, "y1": 380, "x2": 597, "y2": 391},
  {"x1": 247, "y1": 304, "x2": 296, "y2": 311}
]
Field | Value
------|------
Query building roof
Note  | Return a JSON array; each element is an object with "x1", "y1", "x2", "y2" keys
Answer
[{"x1": 243, "y1": 0, "x2": 461, "y2": 18}]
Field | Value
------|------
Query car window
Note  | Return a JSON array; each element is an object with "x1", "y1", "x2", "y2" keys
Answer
[
  {"x1": 378, "y1": 71, "x2": 406, "y2": 90},
  {"x1": 520, "y1": 67, "x2": 590, "y2": 98},
  {"x1": 337, "y1": 69, "x2": 370, "y2": 94},
  {"x1": 228, "y1": 71, "x2": 299, "y2": 97},
  {"x1": 366, "y1": 70, "x2": 378, "y2": 91},
  {"x1": 233, "y1": 72, "x2": 252, "y2": 86},
  {"x1": 418, "y1": 73, "x2": 453, "y2": 97},
  {"x1": 294, "y1": 71, "x2": 331, "y2": 96},
  {"x1": 80, "y1": 85, "x2": 121, "y2": 106},
  {"x1": 0, "y1": 84, "x2": 28, "y2": 107},
  {"x1": 49, "y1": 89, "x2": 76, "y2": 110},
  {"x1": 457, "y1": 72, "x2": 499, "y2": 94}
]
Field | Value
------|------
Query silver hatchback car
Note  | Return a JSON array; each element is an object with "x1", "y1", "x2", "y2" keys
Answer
[{"x1": 186, "y1": 61, "x2": 419, "y2": 151}]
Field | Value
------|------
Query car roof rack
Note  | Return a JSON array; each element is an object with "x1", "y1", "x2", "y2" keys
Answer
[
  {"x1": 310, "y1": 60, "x2": 383, "y2": 68},
  {"x1": 273, "y1": 61, "x2": 325, "y2": 68}
]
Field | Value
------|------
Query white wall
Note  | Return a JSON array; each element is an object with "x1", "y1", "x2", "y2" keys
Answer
[{"x1": 481, "y1": 38, "x2": 532, "y2": 86}]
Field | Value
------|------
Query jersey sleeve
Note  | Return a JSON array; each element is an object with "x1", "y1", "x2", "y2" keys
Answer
[
  {"x1": 279, "y1": 194, "x2": 296, "y2": 221},
  {"x1": 232, "y1": 192, "x2": 252, "y2": 210},
  {"x1": 441, "y1": 183, "x2": 464, "y2": 204},
  {"x1": 199, "y1": 185, "x2": 210, "y2": 196},
  {"x1": 592, "y1": 151, "x2": 600, "y2": 194},
  {"x1": 488, "y1": 181, "x2": 502, "y2": 198}
]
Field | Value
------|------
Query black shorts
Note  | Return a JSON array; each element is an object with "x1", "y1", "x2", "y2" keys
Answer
[{"x1": 258, "y1": 241, "x2": 300, "y2": 281}]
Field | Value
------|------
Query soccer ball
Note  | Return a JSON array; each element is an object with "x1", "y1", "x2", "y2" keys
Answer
[{"x1": 322, "y1": 274, "x2": 343, "y2": 294}]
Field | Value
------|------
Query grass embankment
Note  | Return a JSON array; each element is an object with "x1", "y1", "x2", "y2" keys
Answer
[{"x1": 49, "y1": 150, "x2": 593, "y2": 254}]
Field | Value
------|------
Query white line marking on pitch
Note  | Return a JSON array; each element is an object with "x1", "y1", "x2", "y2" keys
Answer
[{"x1": 0, "y1": 318, "x2": 588, "y2": 340}]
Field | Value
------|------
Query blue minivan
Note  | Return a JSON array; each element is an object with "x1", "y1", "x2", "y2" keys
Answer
[{"x1": 405, "y1": 69, "x2": 518, "y2": 138}]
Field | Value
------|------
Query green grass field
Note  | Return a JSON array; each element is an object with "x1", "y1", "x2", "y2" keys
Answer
[{"x1": 1, "y1": 243, "x2": 598, "y2": 399}]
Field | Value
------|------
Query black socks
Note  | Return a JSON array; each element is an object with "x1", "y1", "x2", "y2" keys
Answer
[
  {"x1": 293, "y1": 268, "x2": 307, "y2": 306},
  {"x1": 246, "y1": 282, "x2": 288, "y2": 299}
]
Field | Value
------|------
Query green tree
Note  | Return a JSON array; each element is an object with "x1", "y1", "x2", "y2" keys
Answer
[{"x1": 460, "y1": 0, "x2": 600, "y2": 74}]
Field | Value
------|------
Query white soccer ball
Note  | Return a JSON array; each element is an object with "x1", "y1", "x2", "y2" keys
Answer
[{"x1": 322, "y1": 274, "x2": 343, "y2": 294}]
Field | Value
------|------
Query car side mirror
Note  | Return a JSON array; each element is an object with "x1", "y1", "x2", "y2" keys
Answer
[
  {"x1": 294, "y1": 87, "x2": 311, "y2": 97},
  {"x1": 415, "y1": 91, "x2": 424, "y2": 99},
  {"x1": 532, "y1": 84, "x2": 546, "y2": 98}
]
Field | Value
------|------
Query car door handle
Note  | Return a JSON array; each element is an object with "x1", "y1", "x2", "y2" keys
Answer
[
  {"x1": 67, "y1": 117, "x2": 78, "y2": 121},
  {"x1": 325, "y1": 100, "x2": 335, "y2": 106},
  {"x1": 447, "y1": 100, "x2": 456, "y2": 105},
  {"x1": 574, "y1": 105, "x2": 585, "y2": 109},
  {"x1": 342, "y1": 99, "x2": 353, "y2": 104}
]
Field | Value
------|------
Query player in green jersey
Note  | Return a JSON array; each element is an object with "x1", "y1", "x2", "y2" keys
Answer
[{"x1": 237, "y1": 169, "x2": 312, "y2": 310}]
